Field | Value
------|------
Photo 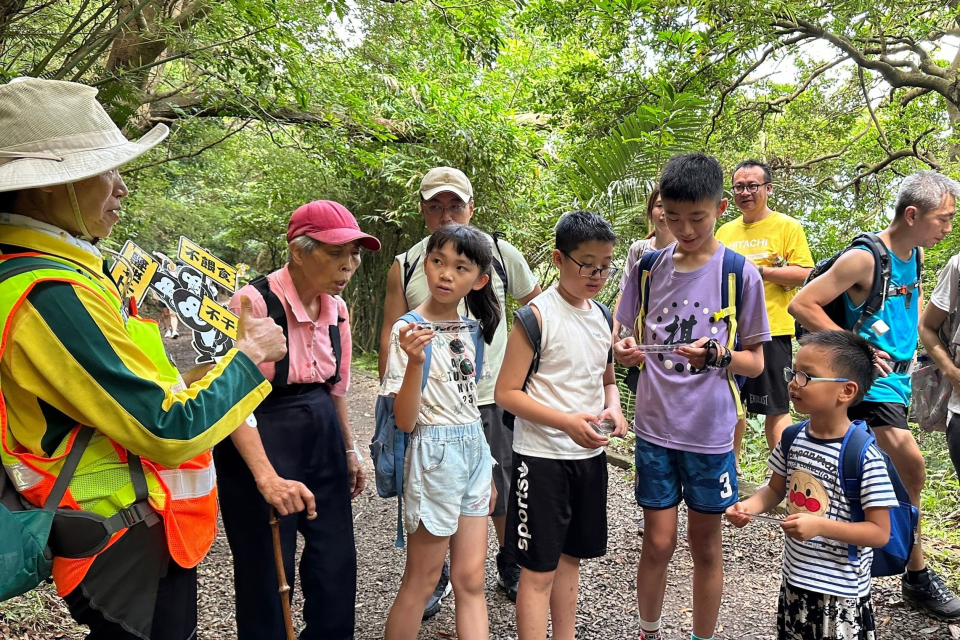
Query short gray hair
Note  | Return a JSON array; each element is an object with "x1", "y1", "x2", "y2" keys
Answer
[
  {"x1": 288, "y1": 234, "x2": 321, "y2": 261},
  {"x1": 894, "y1": 170, "x2": 960, "y2": 218}
]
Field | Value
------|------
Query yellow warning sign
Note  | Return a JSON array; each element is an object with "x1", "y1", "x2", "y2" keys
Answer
[
  {"x1": 199, "y1": 295, "x2": 238, "y2": 340},
  {"x1": 110, "y1": 240, "x2": 159, "y2": 306},
  {"x1": 177, "y1": 237, "x2": 237, "y2": 292}
]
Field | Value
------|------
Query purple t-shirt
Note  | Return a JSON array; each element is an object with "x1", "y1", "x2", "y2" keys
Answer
[{"x1": 616, "y1": 243, "x2": 770, "y2": 454}]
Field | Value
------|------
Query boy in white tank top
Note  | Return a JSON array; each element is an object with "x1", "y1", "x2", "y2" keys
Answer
[{"x1": 495, "y1": 210, "x2": 629, "y2": 640}]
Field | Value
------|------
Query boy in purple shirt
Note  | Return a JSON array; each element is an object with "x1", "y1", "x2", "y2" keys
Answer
[{"x1": 614, "y1": 153, "x2": 770, "y2": 640}]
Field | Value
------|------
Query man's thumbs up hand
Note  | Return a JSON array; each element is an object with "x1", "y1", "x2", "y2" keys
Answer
[{"x1": 235, "y1": 294, "x2": 287, "y2": 365}]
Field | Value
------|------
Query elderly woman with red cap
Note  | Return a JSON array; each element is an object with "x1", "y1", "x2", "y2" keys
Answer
[{"x1": 215, "y1": 200, "x2": 380, "y2": 640}]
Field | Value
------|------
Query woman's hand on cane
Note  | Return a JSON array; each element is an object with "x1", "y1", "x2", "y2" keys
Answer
[{"x1": 256, "y1": 474, "x2": 317, "y2": 518}]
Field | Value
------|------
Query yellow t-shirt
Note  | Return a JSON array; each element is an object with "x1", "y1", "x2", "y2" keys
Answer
[{"x1": 716, "y1": 211, "x2": 813, "y2": 336}]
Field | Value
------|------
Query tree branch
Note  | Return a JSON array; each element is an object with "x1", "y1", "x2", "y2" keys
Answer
[
  {"x1": 705, "y1": 34, "x2": 812, "y2": 144},
  {"x1": 121, "y1": 118, "x2": 254, "y2": 173},
  {"x1": 786, "y1": 128, "x2": 871, "y2": 171},
  {"x1": 858, "y1": 67, "x2": 891, "y2": 153},
  {"x1": 771, "y1": 15, "x2": 960, "y2": 108},
  {"x1": 818, "y1": 129, "x2": 939, "y2": 191}
]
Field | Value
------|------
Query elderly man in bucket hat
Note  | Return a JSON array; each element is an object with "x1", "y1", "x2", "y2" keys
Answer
[
  {"x1": 217, "y1": 200, "x2": 380, "y2": 640},
  {"x1": 0, "y1": 77, "x2": 287, "y2": 639}
]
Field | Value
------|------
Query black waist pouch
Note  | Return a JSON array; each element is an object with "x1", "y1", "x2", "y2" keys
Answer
[{"x1": 49, "y1": 453, "x2": 159, "y2": 559}]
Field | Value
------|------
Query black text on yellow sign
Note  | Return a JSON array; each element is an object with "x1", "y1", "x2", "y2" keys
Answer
[
  {"x1": 200, "y1": 296, "x2": 238, "y2": 340},
  {"x1": 110, "y1": 240, "x2": 159, "y2": 306},
  {"x1": 177, "y1": 236, "x2": 238, "y2": 292}
]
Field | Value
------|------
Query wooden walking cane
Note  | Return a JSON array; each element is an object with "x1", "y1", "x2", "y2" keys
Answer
[{"x1": 269, "y1": 507, "x2": 296, "y2": 640}]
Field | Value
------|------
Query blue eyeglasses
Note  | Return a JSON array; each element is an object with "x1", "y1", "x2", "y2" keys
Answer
[{"x1": 783, "y1": 367, "x2": 849, "y2": 387}]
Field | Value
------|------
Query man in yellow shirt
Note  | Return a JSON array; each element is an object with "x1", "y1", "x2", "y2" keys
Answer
[{"x1": 716, "y1": 160, "x2": 813, "y2": 460}]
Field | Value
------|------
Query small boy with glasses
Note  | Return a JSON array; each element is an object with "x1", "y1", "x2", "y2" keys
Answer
[
  {"x1": 496, "y1": 210, "x2": 629, "y2": 640},
  {"x1": 727, "y1": 330, "x2": 897, "y2": 640}
]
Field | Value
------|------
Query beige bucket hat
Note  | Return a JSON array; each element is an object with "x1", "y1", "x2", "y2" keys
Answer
[{"x1": 0, "y1": 78, "x2": 169, "y2": 193}]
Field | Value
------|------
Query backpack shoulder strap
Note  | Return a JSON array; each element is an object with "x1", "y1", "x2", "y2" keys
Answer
[
  {"x1": 401, "y1": 243, "x2": 423, "y2": 297},
  {"x1": 514, "y1": 305, "x2": 542, "y2": 380},
  {"x1": 592, "y1": 300, "x2": 614, "y2": 330},
  {"x1": 513, "y1": 305, "x2": 543, "y2": 393},
  {"x1": 491, "y1": 232, "x2": 509, "y2": 293},
  {"x1": 850, "y1": 233, "x2": 891, "y2": 332},
  {"x1": 591, "y1": 300, "x2": 614, "y2": 364},
  {"x1": 326, "y1": 313, "x2": 345, "y2": 386},
  {"x1": 399, "y1": 311, "x2": 431, "y2": 389},
  {"x1": 250, "y1": 275, "x2": 289, "y2": 389},
  {"x1": 838, "y1": 421, "x2": 874, "y2": 506},
  {"x1": 717, "y1": 248, "x2": 747, "y2": 418},
  {"x1": 635, "y1": 248, "x2": 666, "y2": 367},
  {"x1": 779, "y1": 421, "x2": 807, "y2": 462},
  {"x1": 719, "y1": 248, "x2": 746, "y2": 321},
  {"x1": 838, "y1": 420, "x2": 874, "y2": 561}
]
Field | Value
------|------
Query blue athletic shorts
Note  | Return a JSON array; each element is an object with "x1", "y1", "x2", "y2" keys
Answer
[{"x1": 633, "y1": 436, "x2": 738, "y2": 514}]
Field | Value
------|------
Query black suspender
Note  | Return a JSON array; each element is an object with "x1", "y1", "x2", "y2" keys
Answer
[{"x1": 249, "y1": 275, "x2": 344, "y2": 390}]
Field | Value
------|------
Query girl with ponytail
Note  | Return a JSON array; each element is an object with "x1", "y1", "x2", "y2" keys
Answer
[{"x1": 381, "y1": 224, "x2": 499, "y2": 640}]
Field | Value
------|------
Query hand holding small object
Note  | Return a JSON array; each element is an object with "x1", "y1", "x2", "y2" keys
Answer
[
  {"x1": 596, "y1": 407, "x2": 629, "y2": 438},
  {"x1": 675, "y1": 337, "x2": 711, "y2": 370},
  {"x1": 398, "y1": 322, "x2": 435, "y2": 364},
  {"x1": 724, "y1": 502, "x2": 752, "y2": 527},
  {"x1": 613, "y1": 336, "x2": 646, "y2": 367},
  {"x1": 780, "y1": 513, "x2": 823, "y2": 541},
  {"x1": 565, "y1": 413, "x2": 609, "y2": 449}
]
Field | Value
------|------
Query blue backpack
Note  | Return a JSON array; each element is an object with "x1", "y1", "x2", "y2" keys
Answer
[
  {"x1": 780, "y1": 420, "x2": 918, "y2": 577},
  {"x1": 369, "y1": 310, "x2": 485, "y2": 547}
]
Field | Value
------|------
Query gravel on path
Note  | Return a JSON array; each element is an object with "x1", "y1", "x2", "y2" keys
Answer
[{"x1": 1, "y1": 340, "x2": 955, "y2": 638}]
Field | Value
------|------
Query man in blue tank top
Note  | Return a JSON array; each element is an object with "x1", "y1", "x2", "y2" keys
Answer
[{"x1": 789, "y1": 170, "x2": 960, "y2": 621}]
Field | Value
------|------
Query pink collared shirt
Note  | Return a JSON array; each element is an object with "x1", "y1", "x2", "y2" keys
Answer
[{"x1": 230, "y1": 265, "x2": 351, "y2": 396}]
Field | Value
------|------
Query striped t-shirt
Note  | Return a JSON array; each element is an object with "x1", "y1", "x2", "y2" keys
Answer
[{"x1": 768, "y1": 423, "x2": 898, "y2": 598}]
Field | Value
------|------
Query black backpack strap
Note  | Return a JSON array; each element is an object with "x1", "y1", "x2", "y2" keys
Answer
[
  {"x1": 591, "y1": 300, "x2": 614, "y2": 363},
  {"x1": 326, "y1": 315, "x2": 345, "y2": 386},
  {"x1": 851, "y1": 233, "x2": 891, "y2": 333},
  {"x1": 43, "y1": 426, "x2": 94, "y2": 513},
  {"x1": 251, "y1": 275, "x2": 289, "y2": 389},
  {"x1": 402, "y1": 245, "x2": 422, "y2": 296},
  {"x1": 101, "y1": 453, "x2": 160, "y2": 533},
  {"x1": 513, "y1": 306, "x2": 542, "y2": 388},
  {"x1": 491, "y1": 232, "x2": 509, "y2": 292}
]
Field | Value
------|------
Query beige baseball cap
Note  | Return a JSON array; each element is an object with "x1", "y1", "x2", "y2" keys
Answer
[{"x1": 419, "y1": 166, "x2": 473, "y2": 203}]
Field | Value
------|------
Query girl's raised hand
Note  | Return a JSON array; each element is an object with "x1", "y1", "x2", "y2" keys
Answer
[{"x1": 399, "y1": 322, "x2": 435, "y2": 363}]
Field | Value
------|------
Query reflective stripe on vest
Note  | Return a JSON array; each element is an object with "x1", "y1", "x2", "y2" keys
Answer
[
  {"x1": 158, "y1": 465, "x2": 217, "y2": 500},
  {"x1": 0, "y1": 255, "x2": 218, "y2": 595}
]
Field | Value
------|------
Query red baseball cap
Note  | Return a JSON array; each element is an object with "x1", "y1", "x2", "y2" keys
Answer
[{"x1": 287, "y1": 200, "x2": 381, "y2": 251}]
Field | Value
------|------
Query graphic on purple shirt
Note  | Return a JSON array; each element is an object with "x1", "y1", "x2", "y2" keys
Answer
[{"x1": 616, "y1": 243, "x2": 770, "y2": 454}]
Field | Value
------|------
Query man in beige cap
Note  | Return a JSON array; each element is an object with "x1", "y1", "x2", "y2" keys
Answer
[
  {"x1": 379, "y1": 166, "x2": 541, "y2": 613},
  {"x1": 0, "y1": 78, "x2": 286, "y2": 639}
]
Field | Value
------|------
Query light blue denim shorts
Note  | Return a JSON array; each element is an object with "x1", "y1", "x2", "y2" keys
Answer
[{"x1": 403, "y1": 420, "x2": 492, "y2": 537}]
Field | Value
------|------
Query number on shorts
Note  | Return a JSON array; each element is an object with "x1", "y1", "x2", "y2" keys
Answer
[{"x1": 719, "y1": 471, "x2": 733, "y2": 499}]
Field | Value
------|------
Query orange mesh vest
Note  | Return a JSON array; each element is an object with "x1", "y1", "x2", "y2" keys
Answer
[{"x1": 0, "y1": 254, "x2": 218, "y2": 596}]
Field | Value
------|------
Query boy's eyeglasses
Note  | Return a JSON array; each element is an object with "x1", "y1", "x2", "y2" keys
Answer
[
  {"x1": 732, "y1": 182, "x2": 771, "y2": 194},
  {"x1": 782, "y1": 367, "x2": 849, "y2": 387},
  {"x1": 449, "y1": 338, "x2": 476, "y2": 377},
  {"x1": 561, "y1": 251, "x2": 620, "y2": 279}
]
